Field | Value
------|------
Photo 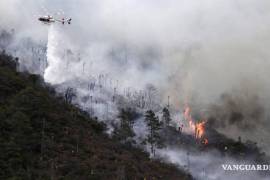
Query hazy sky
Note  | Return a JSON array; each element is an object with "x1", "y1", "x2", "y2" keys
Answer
[
  {"x1": 2, "y1": 2, "x2": 270, "y2": 179},
  {"x1": 2, "y1": 0, "x2": 270, "y2": 152}
]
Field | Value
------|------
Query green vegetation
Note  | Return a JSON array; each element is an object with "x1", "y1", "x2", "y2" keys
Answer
[
  {"x1": 0, "y1": 52, "x2": 191, "y2": 180},
  {"x1": 113, "y1": 108, "x2": 137, "y2": 145},
  {"x1": 144, "y1": 110, "x2": 163, "y2": 156}
]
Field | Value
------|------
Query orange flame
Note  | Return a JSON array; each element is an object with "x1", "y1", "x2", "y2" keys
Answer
[
  {"x1": 183, "y1": 105, "x2": 208, "y2": 144},
  {"x1": 195, "y1": 121, "x2": 206, "y2": 139}
]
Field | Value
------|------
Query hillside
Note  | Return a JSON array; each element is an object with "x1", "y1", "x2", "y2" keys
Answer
[{"x1": 0, "y1": 51, "x2": 192, "y2": 180}]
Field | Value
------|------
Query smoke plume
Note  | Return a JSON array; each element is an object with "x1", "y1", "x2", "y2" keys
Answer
[{"x1": 2, "y1": 0, "x2": 270, "y2": 179}]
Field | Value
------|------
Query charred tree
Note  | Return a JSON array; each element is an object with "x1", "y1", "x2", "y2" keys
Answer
[
  {"x1": 162, "y1": 107, "x2": 172, "y2": 127},
  {"x1": 64, "y1": 87, "x2": 76, "y2": 104}
]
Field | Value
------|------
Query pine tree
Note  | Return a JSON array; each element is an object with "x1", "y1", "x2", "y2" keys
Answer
[
  {"x1": 144, "y1": 110, "x2": 162, "y2": 156},
  {"x1": 162, "y1": 107, "x2": 172, "y2": 127},
  {"x1": 113, "y1": 108, "x2": 136, "y2": 143}
]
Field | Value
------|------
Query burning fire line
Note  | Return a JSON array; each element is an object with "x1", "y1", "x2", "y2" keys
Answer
[{"x1": 183, "y1": 105, "x2": 208, "y2": 145}]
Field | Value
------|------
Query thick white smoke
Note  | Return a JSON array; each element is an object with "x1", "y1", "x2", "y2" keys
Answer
[
  {"x1": 2, "y1": 0, "x2": 270, "y2": 179},
  {"x1": 157, "y1": 148, "x2": 269, "y2": 180}
]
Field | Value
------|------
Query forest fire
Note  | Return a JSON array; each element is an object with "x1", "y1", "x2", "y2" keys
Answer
[
  {"x1": 183, "y1": 105, "x2": 208, "y2": 145},
  {"x1": 195, "y1": 121, "x2": 206, "y2": 139}
]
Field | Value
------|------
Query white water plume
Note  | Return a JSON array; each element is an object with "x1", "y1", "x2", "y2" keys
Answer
[
  {"x1": 45, "y1": 25, "x2": 72, "y2": 84},
  {"x1": 2, "y1": 1, "x2": 270, "y2": 179}
]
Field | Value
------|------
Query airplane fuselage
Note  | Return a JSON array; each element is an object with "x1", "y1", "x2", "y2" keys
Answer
[
  {"x1": 38, "y1": 16, "x2": 71, "y2": 25},
  {"x1": 38, "y1": 17, "x2": 55, "y2": 23}
]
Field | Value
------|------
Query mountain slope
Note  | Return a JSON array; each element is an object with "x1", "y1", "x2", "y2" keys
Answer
[{"x1": 0, "y1": 52, "x2": 192, "y2": 180}]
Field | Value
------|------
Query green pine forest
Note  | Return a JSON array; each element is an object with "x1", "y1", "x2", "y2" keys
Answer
[{"x1": 0, "y1": 52, "x2": 192, "y2": 180}]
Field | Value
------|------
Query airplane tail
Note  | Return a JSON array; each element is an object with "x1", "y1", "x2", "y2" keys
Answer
[
  {"x1": 57, "y1": 18, "x2": 72, "y2": 25},
  {"x1": 67, "y1": 18, "x2": 72, "y2": 24}
]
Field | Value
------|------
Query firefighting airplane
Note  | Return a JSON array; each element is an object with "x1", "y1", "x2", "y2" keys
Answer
[{"x1": 38, "y1": 15, "x2": 72, "y2": 25}]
